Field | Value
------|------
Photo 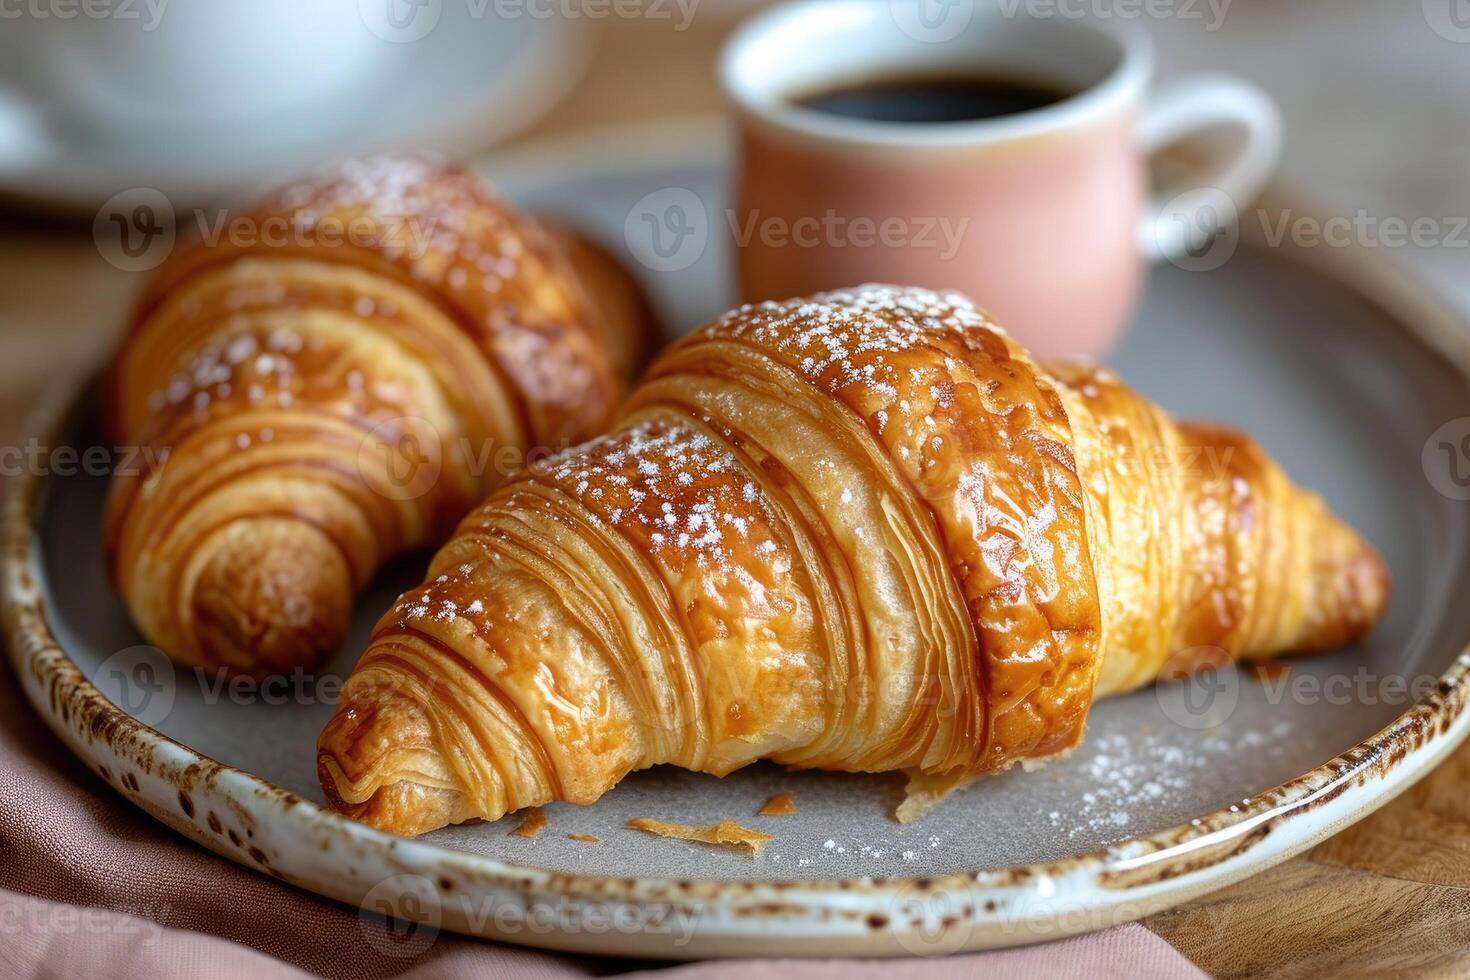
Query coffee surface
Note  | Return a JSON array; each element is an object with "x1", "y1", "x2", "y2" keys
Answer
[{"x1": 794, "y1": 73, "x2": 1072, "y2": 124}]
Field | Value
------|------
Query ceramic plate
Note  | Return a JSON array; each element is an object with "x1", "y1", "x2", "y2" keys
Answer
[{"x1": 5, "y1": 122, "x2": 1470, "y2": 958}]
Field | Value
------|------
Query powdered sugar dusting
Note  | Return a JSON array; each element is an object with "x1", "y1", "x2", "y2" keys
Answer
[
  {"x1": 541, "y1": 417, "x2": 780, "y2": 571},
  {"x1": 143, "y1": 324, "x2": 303, "y2": 423},
  {"x1": 741, "y1": 712, "x2": 1301, "y2": 873},
  {"x1": 269, "y1": 155, "x2": 528, "y2": 327},
  {"x1": 394, "y1": 560, "x2": 484, "y2": 629},
  {"x1": 714, "y1": 284, "x2": 998, "y2": 399},
  {"x1": 1057, "y1": 720, "x2": 1296, "y2": 841},
  {"x1": 137, "y1": 312, "x2": 425, "y2": 444},
  {"x1": 698, "y1": 284, "x2": 1019, "y2": 492}
]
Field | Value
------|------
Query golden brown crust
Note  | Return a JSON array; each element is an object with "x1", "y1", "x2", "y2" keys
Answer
[
  {"x1": 1046, "y1": 361, "x2": 1390, "y2": 697},
  {"x1": 105, "y1": 156, "x2": 623, "y2": 676},
  {"x1": 537, "y1": 218, "x2": 662, "y2": 383},
  {"x1": 666, "y1": 292, "x2": 1103, "y2": 772},
  {"x1": 115, "y1": 157, "x2": 619, "y2": 446},
  {"x1": 318, "y1": 285, "x2": 1390, "y2": 837}
]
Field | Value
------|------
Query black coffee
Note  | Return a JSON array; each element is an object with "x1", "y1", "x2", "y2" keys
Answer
[{"x1": 793, "y1": 73, "x2": 1072, "y2": 124}]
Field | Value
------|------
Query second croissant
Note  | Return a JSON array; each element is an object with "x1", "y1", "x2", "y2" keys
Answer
[
  {"x1": 104, "y1": 157, "x2": 654, "y2": 677},
  {"x1": 318, "y1": 284, "x2": 1389, "y2": 837}
]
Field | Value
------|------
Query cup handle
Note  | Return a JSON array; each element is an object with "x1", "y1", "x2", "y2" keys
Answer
[{"x1": 1137, "y1": 75, "x2": 1283, "y2": 263}]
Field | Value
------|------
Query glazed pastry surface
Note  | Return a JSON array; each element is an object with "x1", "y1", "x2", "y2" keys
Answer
[
  {"x1": 106, "y1": 156, "x2": 635, "y2": 676},
  {"x1": 538, "y1": 218, "x2": 662, "y2": 382},
  {"x1": 318, "y1": 285, "x2": 1389, "y2": 836}
]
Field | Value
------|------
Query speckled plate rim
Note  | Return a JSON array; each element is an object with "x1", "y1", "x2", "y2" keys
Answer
[{"x1": 5, "y1": 122, "x2": 1470, "y2": 958}]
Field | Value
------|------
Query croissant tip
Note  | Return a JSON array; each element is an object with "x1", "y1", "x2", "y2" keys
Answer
[
  {"x1": 188, "y1": 519, "x2": 353, "y2": 676},
  {"x1": 1292, "y1": 526, "x2": 1392, "y2": 654},
  {"x1": 316, "y1": 758, "x2": 466, "y2": 839},
  {"x1": 316, "y1": 686, "x2": 473, "y2": 838},
  {"x1": 1346, "y1": 542, "x2": 1392, "y2": 635}
]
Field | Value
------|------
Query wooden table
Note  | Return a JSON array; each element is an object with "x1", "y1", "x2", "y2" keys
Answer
[{"x1": 2, "y1": 12, "x2": 1467, "y2": 978}]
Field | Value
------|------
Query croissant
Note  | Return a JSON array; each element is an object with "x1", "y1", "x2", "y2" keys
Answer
[
  {"x1": 318, "y1": 285, "x2": 1389, "y2": 837},
  {"x1": 104, "y1": 156, "x2": 647, "y2": 677},
  {"x1": 538, "y1": 218, "x2": 661, "y2": 383}
]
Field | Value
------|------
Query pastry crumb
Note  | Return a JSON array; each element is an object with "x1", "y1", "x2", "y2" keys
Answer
[
  {"x1": 758, "y1": 792, "x2": 796, "y2": 816},
  {"x1": 896, "y1": 770, "x2": 975, "y2": 824},
  {"x1": 510, "y1": 807, "x2": 547, "y2": 838},
  {"x1": 626, "y1": 818, "x2": 772, "y2": 854}
]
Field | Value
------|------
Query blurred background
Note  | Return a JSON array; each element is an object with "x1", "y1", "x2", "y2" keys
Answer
[{"x1": 2, "y1": 0, "x2": 1467, "y2": 434}]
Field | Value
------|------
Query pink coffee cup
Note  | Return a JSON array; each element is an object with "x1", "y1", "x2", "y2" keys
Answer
[{"x1": 721, "y1": 0, "x2": 1282, "y2": 357}]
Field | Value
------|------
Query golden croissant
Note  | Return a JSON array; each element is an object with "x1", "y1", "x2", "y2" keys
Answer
[
  {"x1": 105, "y1": 156, "x2": 652, "y2": 677},
  {"x1": 318, "y1": 285, "x2": 1389, "y2": 837}
]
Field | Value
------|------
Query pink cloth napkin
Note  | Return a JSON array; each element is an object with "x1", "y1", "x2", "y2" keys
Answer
[{"x1": 0, "y1": 661, "x2": 1205, "y2": 979}]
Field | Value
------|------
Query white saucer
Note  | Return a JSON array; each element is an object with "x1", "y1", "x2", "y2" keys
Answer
[{"x1": 0, "y1": 9, "x2": 589, "y2": 211}]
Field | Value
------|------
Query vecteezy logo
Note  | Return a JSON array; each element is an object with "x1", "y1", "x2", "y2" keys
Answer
[
  {"x1": 92, "y1": 645, "x2": 176, "y2": 727},
  {"x1": 357, "y1": 415, "x2": 443, "y2": 501},
  {"x1": 359, "y1": 0, "x2": 442, "y2": 43},
  {"x1": 889, "y1": 0, "x2": 974, "y2": 44},
  {"x1": 1424, "y1": 0, "x2": 1470, "y2": 42},
  {"x1": 94, "y1": 188, "x2": 176, "y2": 273},
  {"x1": 1423, "y1": 417, "x2": 1470, "y2": 500},
  {"x1": 358, "y1": 874, "x2": 441, "y2": 959},
  {"x1": 623, "y1": 187, "x2": 709, "y2": 273},
  {"x1": 1155, "y1": 645, "x2": 1240, "y2": 730},
  {"x1": 1155, "y1": 187, "x2": 1240, "y2": 272},
  {"x1": 888, "y1": 880, "x2": 977, "y2": 955}
]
